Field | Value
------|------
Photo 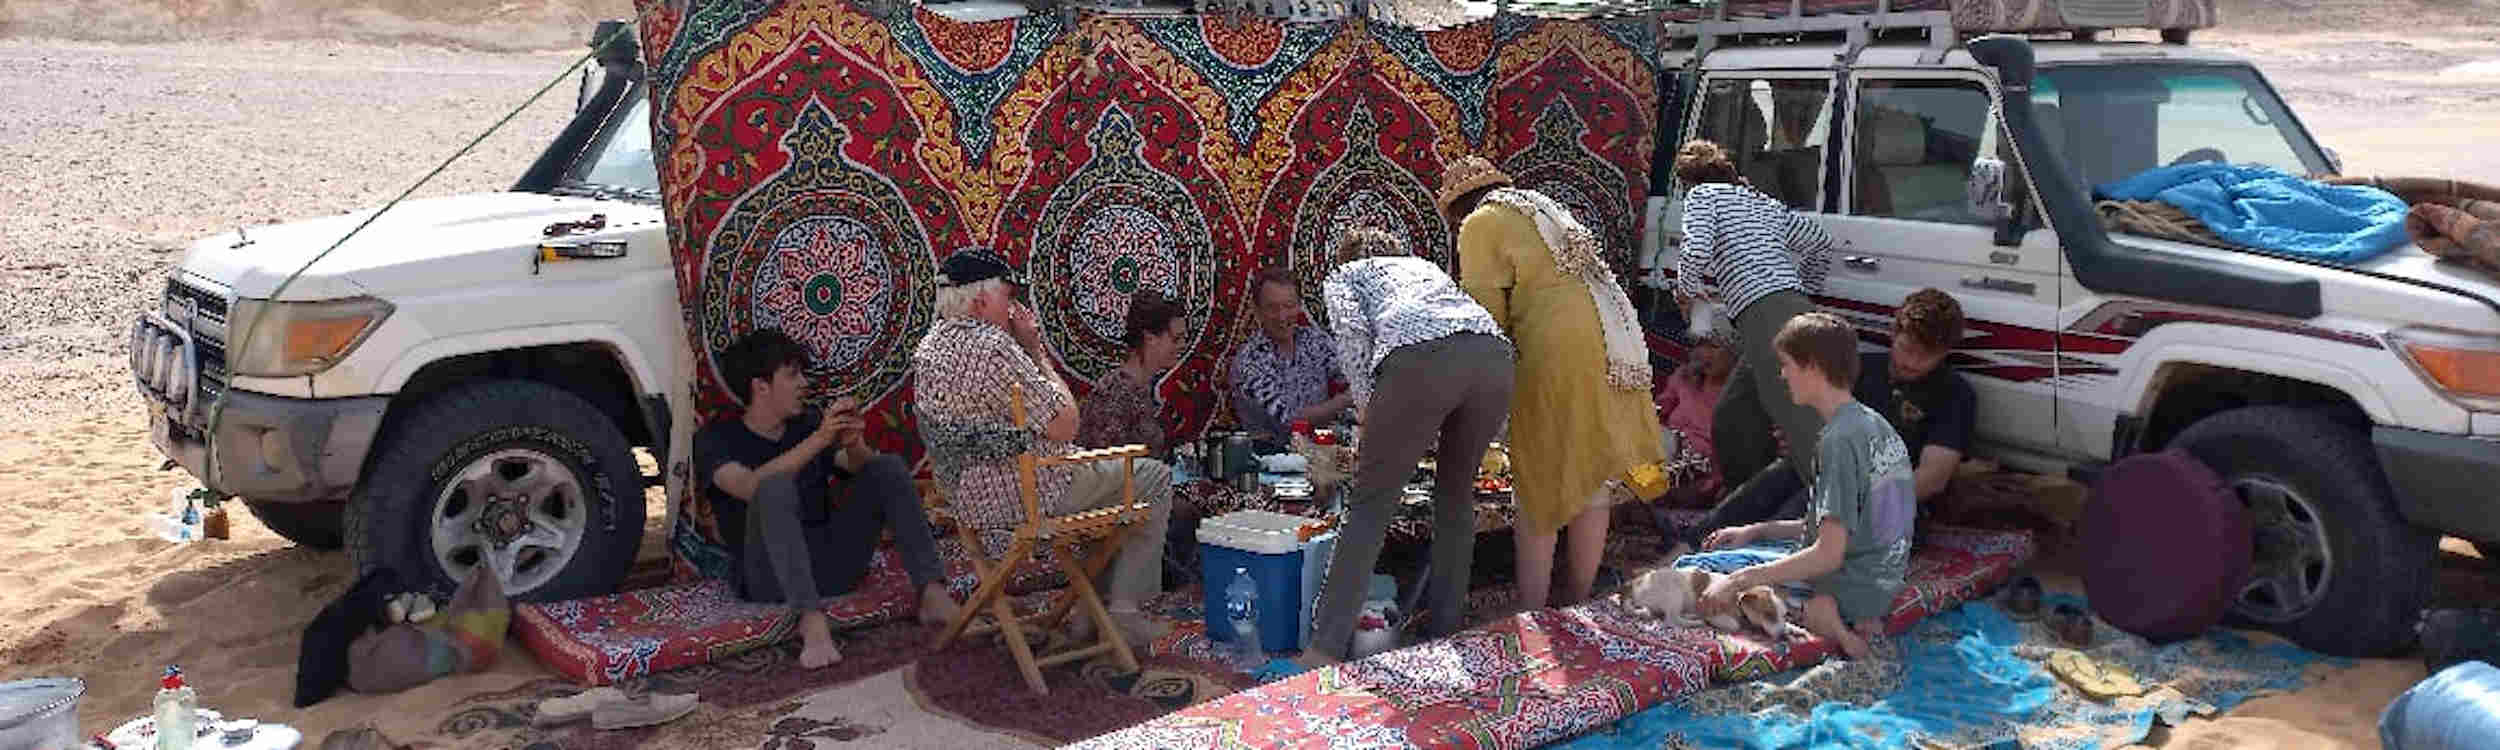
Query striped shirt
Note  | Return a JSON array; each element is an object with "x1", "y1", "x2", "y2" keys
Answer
[
  {"x1": 1322, "y1": 256, "x2": 1508, "y2": 409},
  {"x1": 1674, "y1": 183, "x2": 1836, "y2": 316}
]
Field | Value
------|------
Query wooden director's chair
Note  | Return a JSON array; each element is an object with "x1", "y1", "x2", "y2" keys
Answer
[{"x1": 926, "y1": 384, "x2": 1154, "y2": 695}]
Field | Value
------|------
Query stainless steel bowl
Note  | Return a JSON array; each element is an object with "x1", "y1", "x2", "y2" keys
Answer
[{"x1": 0, "y1": 677, "x2": 84, "y2": 750}]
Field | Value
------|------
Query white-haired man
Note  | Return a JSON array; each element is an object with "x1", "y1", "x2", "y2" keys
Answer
[{"x1": 910, "y1": 249, "x2": 1175, "y2": 645}]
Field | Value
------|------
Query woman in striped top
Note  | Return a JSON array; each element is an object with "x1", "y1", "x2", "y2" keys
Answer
[{"x1": 1672, "y1": 139, "x2": 1837, "y2": 503}]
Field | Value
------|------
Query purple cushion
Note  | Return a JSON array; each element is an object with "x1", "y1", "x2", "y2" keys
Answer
[{"x1": 2080, "y1": 450, "x2": 2251, "y2": 643}]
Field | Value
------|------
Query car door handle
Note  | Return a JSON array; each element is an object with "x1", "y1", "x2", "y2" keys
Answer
[
  {"x1": 1961, "y1": 276, "x2": 2036, "y2": 295},
  {"x1": 1843, "y1": 256, "x2": 1880, "y2": 273}
]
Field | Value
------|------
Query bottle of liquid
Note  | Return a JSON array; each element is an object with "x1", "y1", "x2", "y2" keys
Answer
[
  {"x1": 1224, "y1": 567, "x2": 1263, "y2": 670},
  {"x1": 154, "y1": 665, "x2": 196, "y2": 750}
]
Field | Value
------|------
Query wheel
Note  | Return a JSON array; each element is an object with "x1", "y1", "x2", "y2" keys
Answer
[
  {"x1": 242, "y1": 499, "x2": 344, "y2": 549},
  {"x1": 347, "y1": 380, "x2": 644, "y2": 602},
  {"x1": 2168, "y1": 406, "x2": 2436, "y2": 657}
]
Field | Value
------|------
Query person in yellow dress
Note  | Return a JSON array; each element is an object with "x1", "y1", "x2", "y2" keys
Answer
[{"x1": 1438, "y1": 156, "x2": 1666, "y2": 610}]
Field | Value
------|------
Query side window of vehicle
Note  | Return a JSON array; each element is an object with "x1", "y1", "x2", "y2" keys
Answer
[
  {"x1": 1850, "y1": 79, "x2": 1996, "y2": 226},
  {"x1": 1690, "y1": 77, "x2": 1831, "y2": 210}
]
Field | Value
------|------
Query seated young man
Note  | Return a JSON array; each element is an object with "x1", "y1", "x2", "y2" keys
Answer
[
  {"x1": 1699, "y1": 313, "x2": 1916, "y2": 660},
  {"x1": 1681, "y1": 288, "x2": 1974, "y2": 548},
  {"x1": 695, "y1": 329, "x2": 962, "y2": 669}
]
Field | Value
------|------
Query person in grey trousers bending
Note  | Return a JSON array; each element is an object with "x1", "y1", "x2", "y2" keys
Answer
[{"x1": 1297, "y1": 227, "x2": 1516, "y2": 668}]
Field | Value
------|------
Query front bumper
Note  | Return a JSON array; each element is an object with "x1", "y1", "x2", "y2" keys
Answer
[
  {"x1": 2372, "y1": 425, "x2": 2500, "y2": 542},
  {"x1": 136, "y1": 312, "x2": 387, "y2": 502}
]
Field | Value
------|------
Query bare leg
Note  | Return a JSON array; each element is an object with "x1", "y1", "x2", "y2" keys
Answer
[
  {"x1": 798, "y1": 610, "x2": 841, "y2": 668},
  {"x1": 1802, "y1": 593, "x2": 1871, "y2": 660},
  {"x1": 1558, "y1": 497, "x2": 1613, "y2": 605},
  {"x1": 1512, "y1": 528, "x2": 1556, "y2": 612}
]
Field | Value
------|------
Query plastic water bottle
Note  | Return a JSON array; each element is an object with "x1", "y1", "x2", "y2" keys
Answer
[
  {"x1": 1224, "y1": 567, "x2": 1262, "y2": 669},
  {"x1": 154, "y1": 665, "x2": 197, "y2": 750}
]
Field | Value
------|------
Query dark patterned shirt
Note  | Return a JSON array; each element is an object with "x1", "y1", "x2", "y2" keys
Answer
[
  {"x1": 1077, "y1": 366, "x2": 1168, "y2": 457},
  {"x1": 1229, "y1": 325, "x2": 1339, "y2": 439}
]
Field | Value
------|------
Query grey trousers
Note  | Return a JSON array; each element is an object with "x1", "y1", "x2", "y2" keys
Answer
[
  {"x1": 1712, "y1": 289, "x2": 1827, "y2": 494},
  {"x1": 1309, "y1": 333, "x2": 1515, "y2": 660},
  {"x1": 1064, "y1": 457, "x2": 1176, "y2": 605},
  {"x1": 740, "y1": 455, "x2": 944, "y2": 610}
]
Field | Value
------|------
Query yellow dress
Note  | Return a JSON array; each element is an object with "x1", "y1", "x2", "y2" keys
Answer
[{"x1": 1459, "y1": 202, "x2": 1666, "y2": 536}]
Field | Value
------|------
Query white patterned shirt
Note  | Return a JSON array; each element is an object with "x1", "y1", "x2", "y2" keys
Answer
[
  {"x1": 911, "y1": 317, "x2": 1077, "y2": 530},
  {"x1": 1322, "y1": 257, "x2": 1508, "y2": 409},
  {"x1": 1675, "y1": 182, "x2": 1836, "y2": 316}
]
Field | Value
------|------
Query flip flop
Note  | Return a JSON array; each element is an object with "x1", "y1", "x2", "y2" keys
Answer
[
  {"x1": 2047, "y1": 649, "x2": 2145, "y2": 699},
  {"x1": 2002, "y1": 576, "x2": 2043, "y2": 619}
]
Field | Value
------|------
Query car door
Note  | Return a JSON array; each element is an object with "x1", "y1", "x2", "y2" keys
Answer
[
  {"x1": 1654, "y1": 70, "x2": 1839, "y2": 338},
  {"x1": 1816, "y1": 69, "x2": 2067, "y2": 457}
]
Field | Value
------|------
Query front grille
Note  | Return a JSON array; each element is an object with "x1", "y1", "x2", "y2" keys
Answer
[
  {"x1": 165, "y1": 278, "x2": 229, "y2": 339},
  {"x1": 161, "y1": 278, "x2": 231, "y2": 417}
]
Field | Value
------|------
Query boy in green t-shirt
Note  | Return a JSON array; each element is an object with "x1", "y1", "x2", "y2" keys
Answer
[{"x1": 1700, "y1": 312, "x2": 1917, "y2": 660}]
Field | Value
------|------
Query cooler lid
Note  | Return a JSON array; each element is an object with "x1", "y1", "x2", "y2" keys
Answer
[{"x1": 1197, "y1": 510, "x2": 1330, "y2": 554}]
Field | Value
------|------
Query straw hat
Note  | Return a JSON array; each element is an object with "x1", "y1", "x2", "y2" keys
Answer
[{"x1": 1436, "y1": 155, "x2": 1512, "y2": 219}]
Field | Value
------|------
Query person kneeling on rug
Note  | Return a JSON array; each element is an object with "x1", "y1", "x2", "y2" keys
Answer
[
  {"x1": 912, "y1": 249, "x2": 1178, "y2": 647},
  {"x1": 1299, "y1": 227, "x2": 1515, "y2": 668},
  {"x1": 697, "y1": 328, "x2": 963, "y2": 669},
  {"x1": 1699, "y1": 313, "x2": 1914, "y2": 660}
]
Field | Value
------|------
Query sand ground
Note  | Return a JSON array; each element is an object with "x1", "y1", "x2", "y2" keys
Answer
[{"x1": 3, "y1": 1, "x2": 2497, "y2": 746}]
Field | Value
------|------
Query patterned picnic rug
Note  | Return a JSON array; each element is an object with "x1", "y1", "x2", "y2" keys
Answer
[
  {"x1": 1556, "y1": 590, "x2": 2341, "y2": 750},
  {"x1": 634, "y1": 0, "x2": 1665, "y2": 453}
]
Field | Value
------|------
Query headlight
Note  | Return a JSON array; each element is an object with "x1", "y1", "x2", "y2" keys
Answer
[
  {"x1": 2388, "y1": 326, "x2": 2500, "y2": 410},
  {"x1": 226, "y1": 297, "x2": 394, "y2": 377}
]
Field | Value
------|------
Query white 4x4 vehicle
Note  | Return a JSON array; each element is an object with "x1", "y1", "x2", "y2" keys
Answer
[{"x1": 1644, "y1": 11, "x2": 2499, "y2": 656}]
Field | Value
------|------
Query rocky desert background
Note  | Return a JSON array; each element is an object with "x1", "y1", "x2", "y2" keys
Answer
[{"x1": 0, "y1": 0, "x2": 2495, "y2": 746}]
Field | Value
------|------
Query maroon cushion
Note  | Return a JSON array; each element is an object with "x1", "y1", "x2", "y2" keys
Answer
[{"x1": 2080, "y1": 450, "x2": 2251, "y2": 643}]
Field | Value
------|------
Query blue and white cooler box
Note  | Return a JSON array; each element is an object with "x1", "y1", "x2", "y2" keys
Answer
[{"x1": 1197, "y1": 510, "x2": 1337, "y2": 653}]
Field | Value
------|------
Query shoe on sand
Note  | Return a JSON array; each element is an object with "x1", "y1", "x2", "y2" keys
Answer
[
  {"x1": 533, "y1": 686, "x2": 626, "y2": 726},
  {"x1": 592, "y1": 693, "x2": 700, "y2": 730}
]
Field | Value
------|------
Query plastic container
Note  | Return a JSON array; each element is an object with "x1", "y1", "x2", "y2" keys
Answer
[
  {"x1": 0, "y1": 677, "x2": 84, "y2": 750},
  {"x1": 1199, "y1": 510, "x2": 1337, "y2": 653},
  {"x1": 2381, "y1": 660, "x2": 2500, "y2": 750},
  {"x1": 1224, "y1": 569, "x2": 1264, "y2": 669}
]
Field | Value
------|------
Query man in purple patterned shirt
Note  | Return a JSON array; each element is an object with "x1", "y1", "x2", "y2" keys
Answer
[{"x1": 1230, "y1": 267, "x2": 1349, "y2": 446}]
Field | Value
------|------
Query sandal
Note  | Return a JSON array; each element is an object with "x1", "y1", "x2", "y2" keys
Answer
[
  {"x1": 2050, "y1": 603, "x2": 2095, "y2": 647},
  {"x1": 2003, "y1": 576, "x2": 2043, "y2": 619}
]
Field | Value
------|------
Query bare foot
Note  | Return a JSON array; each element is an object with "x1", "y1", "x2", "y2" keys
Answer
[
  {"x1": 799, "y1": 632, "x2": 842, "y2": 669},
  {"x1": 917, "y1": 584, "x2": 962, "y2": 627},
  {"x1": 1830, "y1": 626, "x2": 1872, "y2": 660}
]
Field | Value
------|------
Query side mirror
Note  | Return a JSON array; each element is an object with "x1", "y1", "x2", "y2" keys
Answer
[
  {"x1": 2322, "y1": 146, "x2": 2345, "y2": 176},
  {"x1": 1967, "y1": 157, "x2": 2012, "y2": 222}
]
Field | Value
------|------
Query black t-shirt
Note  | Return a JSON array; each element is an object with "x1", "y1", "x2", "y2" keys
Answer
[
  {"x1": 1852, "y1": 352, "x2": 1976, "y2": 466},
  {"x1": 693, "y1": 412, "x2": 845, "y2": 566}
]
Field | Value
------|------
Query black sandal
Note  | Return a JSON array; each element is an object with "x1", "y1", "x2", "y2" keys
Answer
[{"x1": 2003, "y1": 576, "x2": 2043, "y2": 619}]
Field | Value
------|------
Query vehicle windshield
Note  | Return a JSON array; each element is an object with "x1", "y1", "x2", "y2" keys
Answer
[
  {"x1": 558, "y1": 92, "x2": 659, "y2": 199},
  {"x1": 2032, "y1": 63, "x2": 2327, "y2": 191}
]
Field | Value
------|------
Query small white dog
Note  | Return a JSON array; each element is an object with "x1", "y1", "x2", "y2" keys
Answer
[{"x1": 1618, "y1": 567, "x2": 1805, "y2": 644}]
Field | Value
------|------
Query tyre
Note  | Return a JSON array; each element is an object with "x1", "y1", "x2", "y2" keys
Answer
[
  {"x1": 242, "y1": 499, "x2": 344, "y2": 549},
  {"x1": 347, "y1": 380, "x2": 644, "y2": 602},
  {"x1": 2168, "y1": 405, "x2": 2435, "y2": 657}
]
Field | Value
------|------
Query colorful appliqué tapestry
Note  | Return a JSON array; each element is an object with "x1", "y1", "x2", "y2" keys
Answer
[{"x1": 634, "y1": 0, "x2": 1664, "y2": 455}]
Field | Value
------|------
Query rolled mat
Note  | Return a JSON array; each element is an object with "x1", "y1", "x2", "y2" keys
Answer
[
  {"x1": 2380, "y1": 660, "x2": 2500, "y2": 750},
  {"x1": 2406, "y1": 203, "x2": 2500, "y2": 272}
]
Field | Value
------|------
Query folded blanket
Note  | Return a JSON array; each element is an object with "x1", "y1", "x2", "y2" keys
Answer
[{"x1": 2096, "y1": 163, "x2": 2411, "y2": 264}]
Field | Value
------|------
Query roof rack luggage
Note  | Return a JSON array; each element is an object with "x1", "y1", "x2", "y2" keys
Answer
[{"x1": 1663, "y1": 1, "x2": 2214, "y2": 61}]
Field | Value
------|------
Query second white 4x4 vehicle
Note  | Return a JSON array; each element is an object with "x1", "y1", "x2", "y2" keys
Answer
[{"x1": 131, "y1": 12, "x2": 2492, "y2": 655}]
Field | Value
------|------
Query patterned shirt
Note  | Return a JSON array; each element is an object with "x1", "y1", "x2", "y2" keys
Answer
[
  {"x1": 911, "y1": 316, "x2": 1077, "y2": 530},
  {"x1": 1322, "y1": 257, "x2": 1507, "y2": 409},
  {"x1": 1675, "y1": 182, "x2": 1836, "y2": 317},
  {"x1": 1229, "y1": 325, "x2": 1340, "y2": 439},
  {"x1": 1077, "y1": 366, "x2": 1168, "y2": 457}
]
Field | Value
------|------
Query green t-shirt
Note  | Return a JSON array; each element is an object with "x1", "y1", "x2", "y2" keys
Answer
[{"x1": 1806, "y1": 401, "x2": 1917, "y2": 623}]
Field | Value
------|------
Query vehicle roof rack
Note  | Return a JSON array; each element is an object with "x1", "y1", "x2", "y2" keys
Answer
[{"x1": 1665, "y1": 1, "x2": 1957, "y2": 64}]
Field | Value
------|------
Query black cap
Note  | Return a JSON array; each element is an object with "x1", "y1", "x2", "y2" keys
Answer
[{"x1": 937, "y1": 248, "x2": 1025, "y2": 288}]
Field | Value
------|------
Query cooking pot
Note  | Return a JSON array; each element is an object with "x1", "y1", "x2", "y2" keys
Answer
[{"x1": 0, "y1": 677, "x2": 83, "y2": 750}]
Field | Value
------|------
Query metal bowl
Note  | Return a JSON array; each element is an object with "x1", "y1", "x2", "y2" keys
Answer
[{"x1": 0, "y1": 677, "x2": 84, "y2": 750}]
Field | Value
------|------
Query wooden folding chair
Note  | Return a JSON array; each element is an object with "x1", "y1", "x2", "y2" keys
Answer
[{"x1": 927, "y1": 384, "x2": 1154, "y2": 695}]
